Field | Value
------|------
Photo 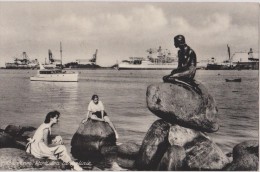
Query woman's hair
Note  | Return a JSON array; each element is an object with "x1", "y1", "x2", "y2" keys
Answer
[
  {"x1": 44, "y1": 110, "x2": 60, "y2": 123},
  {"x1": 91, "y1": 94, "x2": 99, "y2": 100}
]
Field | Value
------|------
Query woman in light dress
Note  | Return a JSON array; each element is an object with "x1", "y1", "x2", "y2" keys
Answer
[
  {"x1": 82, "y1": 94, "x2": 119, "y2": 139},
  {"x1": 26, "y1": 110, "x2": 83, "y2": 171}
]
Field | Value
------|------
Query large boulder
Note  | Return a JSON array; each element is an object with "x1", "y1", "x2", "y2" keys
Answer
[
  {"x1": 157, "y1": 145, "x2": 186, "y2": 170},
  {"x1": 183, "y1": 135, "x2": 229, "y2": 170},
  {"x1": 71, "y1": 119, "x2": 116, "y2": 161},
  {"x1": 135, "y1": 119, "x2": 170, "y2": 170},
  {"x1": 0, "y1": 132, "x2": 25, "y2": 150},
  {"x1": 225, "y1": 140, "x2": 258, "y2": 171},
  {"x1": 0, "y1": 148, "x2": 65, "y2": 170},
  {"x1": 1, "y1": 124, "x2": 36, "y2": 138},
  {"x1": 146, "y1": 81, "x2": 219, "y2": 132},
  {"x1": 116, "y1": 142, "x2": 140, "y2": 169},
  {"x1": 0, "y1": 124, "x2": 36, "y2": 147}
]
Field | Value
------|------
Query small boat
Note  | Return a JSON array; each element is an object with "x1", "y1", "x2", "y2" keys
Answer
[
  {"x1": 225, "y1": 78, "x2": 242, "y2": 82},
  {"x1": 30, "y1": 64, "x2": 78, "y2": 82},
  {"x1": 30, "y1": 42, "x2": 78, "y2": 82}
]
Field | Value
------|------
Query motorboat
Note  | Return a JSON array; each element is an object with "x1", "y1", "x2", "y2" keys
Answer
[
  {"x1": 30, "y1": 64, "x2": 78, "y2": 82},
  {"x1": 30, "y1": 42, "x2": 78, "y2": 82}
]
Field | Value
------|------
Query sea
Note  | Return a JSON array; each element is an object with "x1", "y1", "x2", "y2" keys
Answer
[{"x1": 0, "y1": 69, "x2": 258, "y2": 170}]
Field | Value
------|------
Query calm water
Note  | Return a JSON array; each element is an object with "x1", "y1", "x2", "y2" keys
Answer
[{"x1": 0, "y1": 69, "x2": 258, "y2": 168}]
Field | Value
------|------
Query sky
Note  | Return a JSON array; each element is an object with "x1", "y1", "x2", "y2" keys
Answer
[{"x1": 0, "y1": 2, "x2": 259, "y2": 67}]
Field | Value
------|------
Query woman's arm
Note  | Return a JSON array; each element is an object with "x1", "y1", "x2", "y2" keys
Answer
[
  {"x1": 82, "y1": 111, "x2": 91, "y2": 123},
  {"x1": 43, "y1": 128, "x2": 50, "y2": 146},
  {"x1": 101, "y1": 110, "x2": 104, "y2": 120}
]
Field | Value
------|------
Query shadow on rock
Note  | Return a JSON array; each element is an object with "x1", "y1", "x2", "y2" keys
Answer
[{"x1": 71, "y1": 119, "x2": 116, "y2": 162}]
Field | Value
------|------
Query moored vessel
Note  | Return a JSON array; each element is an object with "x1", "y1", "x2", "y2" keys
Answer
[
  {"x1": 118, "y1": 46, "x2": 178, "y2": 70},
  {"x1": 30, "y1": 42, "x2": 78, "y2": 82},
  {"x1": 5, "y1": 52, "x2": 39, "y2": 69},
  {"x1": 30, "y1": 66, "x2": 78, "y2": 82}
]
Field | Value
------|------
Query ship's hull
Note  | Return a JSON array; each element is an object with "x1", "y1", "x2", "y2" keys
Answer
[
  {"x1": 205, "y1": 64, "x2": 231, "y2": 70},
  {"x1": 118, "y1": 63, "x2": 178, "y2": 70},
  {"x1": 30, "y1": 73, "x2": 78, "y2": 82},
  {"x1": 5, "y1": 63, "x2": 38, "y2": 69}
]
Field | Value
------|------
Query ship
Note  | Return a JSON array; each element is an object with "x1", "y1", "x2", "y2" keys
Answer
[
  {"x1": 232, "y1": 48, "x2": 259, "y2": 70},
  {"x1": 206, "y1": 45, "x2": 234, "y2": 70},
  {"x1": 64, "y1": 49, "x2": 100, "y2": 69},
  {"x1": 205, "y1": 57, "x2": 232, "y2": 70},
  {"x1": 206, "y1": 45, "x2": 259, "y2": 70},
  {"x1": 118, "y1": 46, "x2": 178, "y2": 70},
  {"x1": 5, "y1": 52, "x2": 39, "y2": 69}
]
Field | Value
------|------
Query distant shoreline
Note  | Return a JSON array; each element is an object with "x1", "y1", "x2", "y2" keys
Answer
[{"x1": 0, "y1": 67, "x2": 258, "y2": 70}]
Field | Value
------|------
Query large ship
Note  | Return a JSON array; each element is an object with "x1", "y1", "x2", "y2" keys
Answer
[
  {"x1": 118, "y1": 46, "x2": 178, "y2": 70},
  {"x1": 5, "y1": 52, "x2": 39, "y2": 69},
  {"x1": 206, "y1": 45, "x2": 234, "y2": 70},
  {"x1": 64, "y1": 49, "x2": 100, "y2": 69},
  {"x1": 206, "y1": 45, "x2": 259, "y2": 70}
]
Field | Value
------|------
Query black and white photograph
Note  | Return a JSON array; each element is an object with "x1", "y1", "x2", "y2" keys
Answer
[{"x1": 0, "y1": 1, "x2": 258, "y2": 171}]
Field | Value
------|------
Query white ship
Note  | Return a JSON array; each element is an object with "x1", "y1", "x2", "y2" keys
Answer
[{"x1": 118, "y1": 46, "x2": 178, "y2": 70}]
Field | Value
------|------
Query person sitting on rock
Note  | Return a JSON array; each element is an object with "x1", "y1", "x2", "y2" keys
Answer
[
  {"x1": 82, "y1": 94, "x2": 119, "y2": 139},
  {"x1": 26, "y1": 110, "x2": 83, "y2": 171},
  {"x1": 163, "y1": 35, "x2": 197, "y2": 83}
]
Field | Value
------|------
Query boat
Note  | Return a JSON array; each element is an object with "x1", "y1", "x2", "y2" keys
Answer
[
  {"x1": 30, "y1": 42, "x2": 78, "y2": 82},
  {"x1": 206, "y1": 45, "x2": 259, "y2": 70},
  {"x1": 5, "y1": 52, "x2": 39, "y2": 69},
  {"x1": 118, "y1": 46, "x2": 178, "y2": 70},
  {"x1": 225, "y1": 78, "x2": 242, "y2": 82},
  {"x1": 30, "y1": 64, "x2": 78, "y2": 82},
  {"x1": 206, "y1": 45, "x2": 234, "y2": 70},
  {"x1": 64, "y1": 49, "x2": 101, "y2": 69}
]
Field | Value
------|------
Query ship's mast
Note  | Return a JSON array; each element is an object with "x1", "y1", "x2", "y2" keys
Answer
[
  {"x1": 60, "y1": 42, "x2": 62, "y2": 68},
  {"x1": 227, "y1": 44, "x2": 232, "y2": 67}
]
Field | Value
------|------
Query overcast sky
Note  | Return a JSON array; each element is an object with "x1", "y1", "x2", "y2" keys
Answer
[{"x1": 0, "y1": 2, "x2": 259, "y2": 67}]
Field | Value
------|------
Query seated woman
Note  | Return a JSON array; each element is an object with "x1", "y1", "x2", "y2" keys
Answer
[
  {"x1": 82, "y1": 94, "x2": 119, "y2": 139},
  {"x1": 26, "y1": 110, "x2": 83, "y2": 171}
]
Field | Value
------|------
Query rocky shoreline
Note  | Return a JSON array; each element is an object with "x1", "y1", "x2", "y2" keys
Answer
[{"x1": 0, "y1": 80, "x2": 258, "y2": 170}]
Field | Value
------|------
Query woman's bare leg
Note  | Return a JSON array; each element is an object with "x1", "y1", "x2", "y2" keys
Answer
[{"x1": 104, "y1": 116, "x2": 119, "y2": 139}]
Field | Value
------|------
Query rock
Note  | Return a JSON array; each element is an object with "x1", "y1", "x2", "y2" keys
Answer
[
  {"x1": 225, "y1": 140, "x2": 258, "y2": 171},
  {"x1": 71, "y1": 119, "x2": 116, "y2": 161},
  {"x1": 116, "y1": 142, "x2": 140, "y2": 169},
  {"x1": 168, "y1": 124, "x2": 201, "y2": 146},
  {"x1": 117, "y1": 142, "x2": 140, "y2": 158},
  {"x1": 0, "y1": 124, "x2": 36, "y2": 147},
  {"x1": 116, "y1": 158, "x2": 135, "y2": 169},
  {"x1": 157, "y1": 145, "x2": 186, "y2": 170},
  {"x1": 183, "y1": 135, "x2": 229, "y2": 170},
  {"x1": 0, "y1": 148, "x2": 65, "y2": 170},
  {"x1": 2, "y1": 124, "x2": 36, "y2": 137},
  {"x1": 0, "y1": 132, "x2": 25, "y2": 150},
  {"x1": 146, "y1": 81, "x2": 219, "y2": 132},
  {"x1": 135, "y1": 119, "x2": 170, "y2": 170}
]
